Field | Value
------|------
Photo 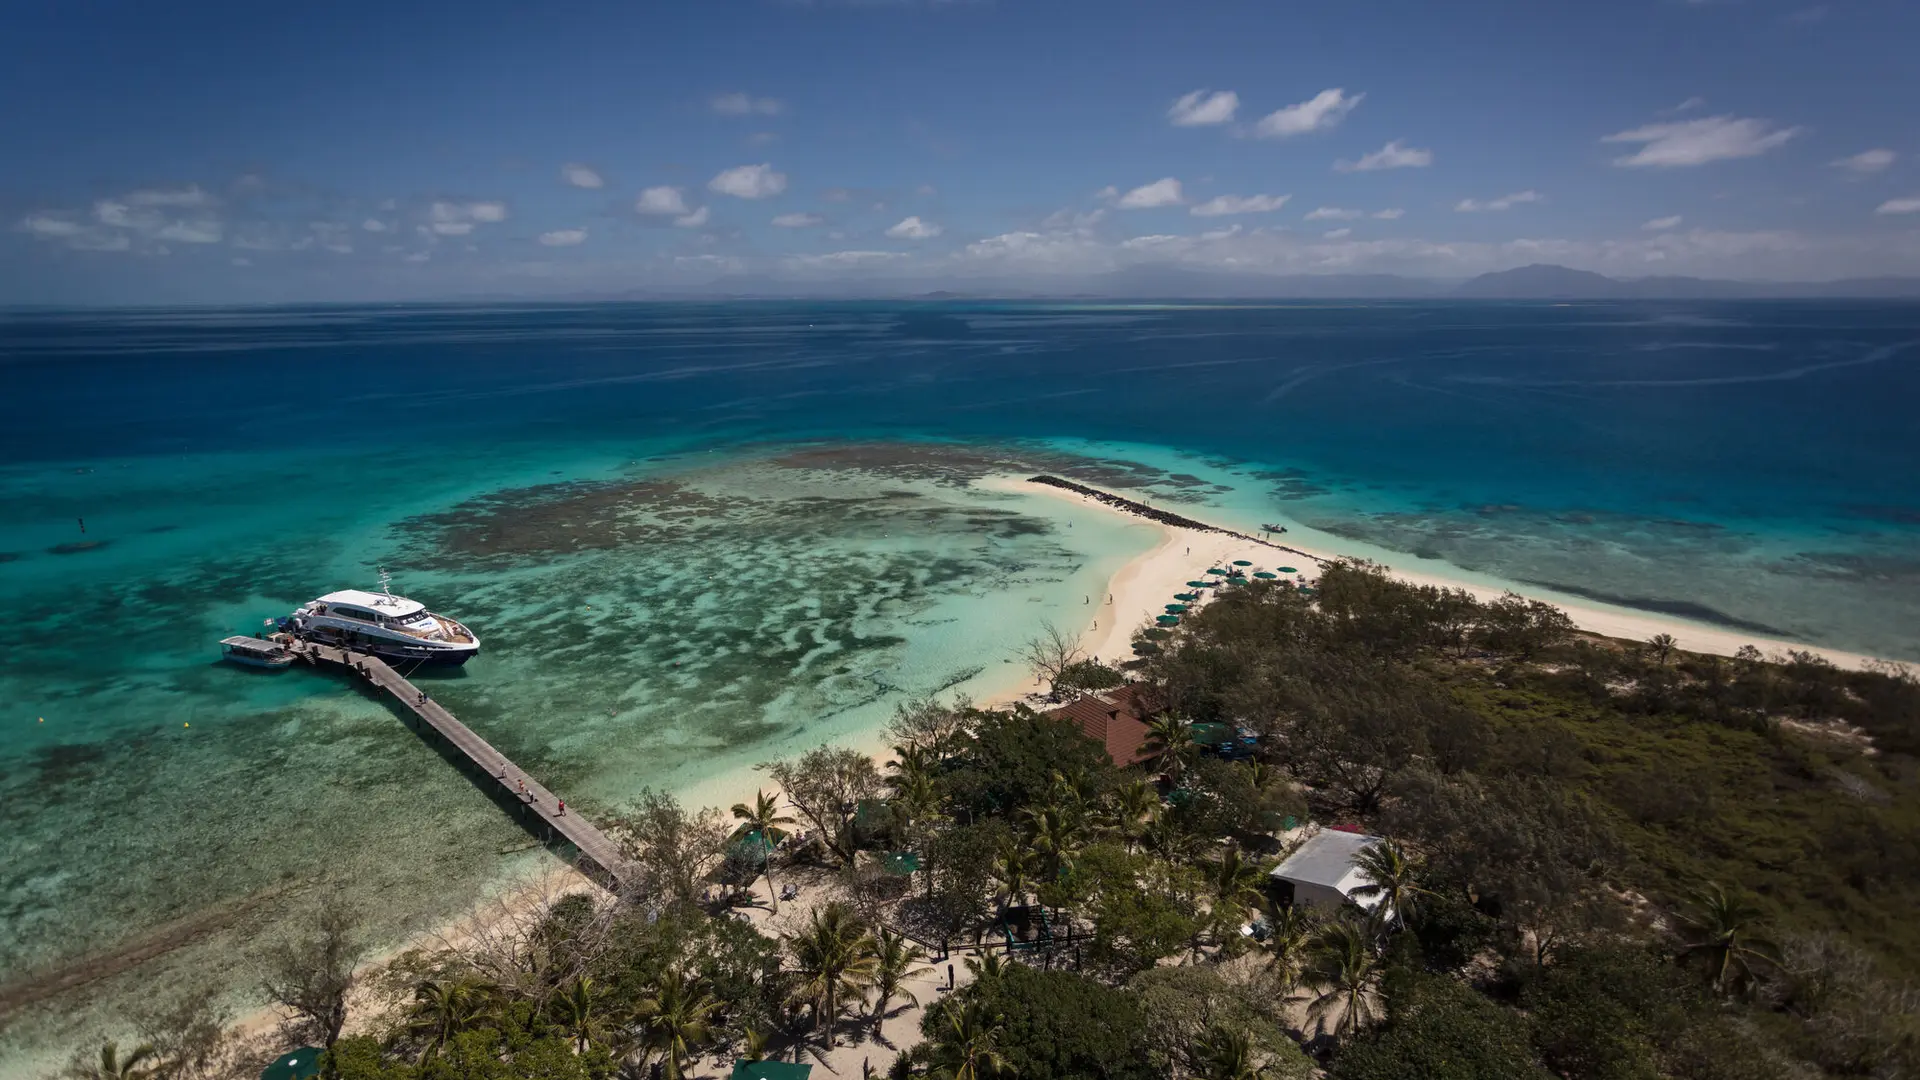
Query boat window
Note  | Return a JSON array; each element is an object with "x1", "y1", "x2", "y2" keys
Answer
[{"x1": 333, "y1": 606, "x2": 374, "y2": 622}]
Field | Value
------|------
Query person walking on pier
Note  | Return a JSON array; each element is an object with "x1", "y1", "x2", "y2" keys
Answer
[{"x1": 557, "y1": 799, "x2": 566, "y2": 817}]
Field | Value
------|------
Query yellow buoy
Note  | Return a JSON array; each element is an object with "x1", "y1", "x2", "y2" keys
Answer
[{"x1": 184, "y1": 722, "x2": 190, "y2": 728}]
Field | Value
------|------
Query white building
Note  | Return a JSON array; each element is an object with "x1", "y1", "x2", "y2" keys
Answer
[{"x1": 1268, "y1": 829, "x2": 1387, "y2": 915}]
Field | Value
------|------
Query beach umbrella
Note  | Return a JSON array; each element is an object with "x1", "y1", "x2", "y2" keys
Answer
[
  {"x1": 1142, "y1": 628, "x2": 1171, "y2": 639},
  {"x1": 1186, "y1": 580, "x2": 1211, "y2": 588},
  {"x1": 1232, "y1": 560, "x2": 1252, "y2": 567},
  {"x1": 1132, "y1": 641, "x2": 1161, "y2": 655},
  {"x1": 1175, "y1": 592, "x2": 1199, "y2": 601},
  {"x1": 261, "y1": 1049, "x2": 323, "y2": 1080},
  {"x1": 733, "y1": 1063, "x2": 814, "y2": 1080},
  {"x1": 1206, "y1": 568, "x2": 1227, "y2": 575},
  {"x1": 1277, "y1": 566, "x2": 1298, "y2": 574},
  {"x1": 1165, "y1": 604, "x2": 1188, "y2": 613},
  {"x1": 1157, "y1": 615, "x2": 1181, "y2": 626},
  {"x1": 880, "y1": 851, "x2": 920, "y2": 876},
  {"x1": 1253, "y1": 571, "x2": 1277, "y2": 579}
]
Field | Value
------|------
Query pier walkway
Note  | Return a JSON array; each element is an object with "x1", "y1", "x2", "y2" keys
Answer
[{"x1": 289, "y1": 641, "x2": 633, "y2": 890}]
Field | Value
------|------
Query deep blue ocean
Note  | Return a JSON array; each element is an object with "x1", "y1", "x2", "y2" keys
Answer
[{"x1": 1, "y1": 299, "x2": 1917, "y2": 1068}]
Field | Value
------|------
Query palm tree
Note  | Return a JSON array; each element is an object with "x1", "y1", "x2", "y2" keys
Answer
[
  {"x1": 731, "y1": 789, "x2": 796, "y2": 912},
  {"x1": 1258, "y1": 902, "x2": 1317, "y2": 993},
  {"x1": 1097, "y1": 779, "x2": 1160, "y2": 851},
  {"x1": 1021, "y1": 803, "x2": 1082, "y2": 878},
  {"x1": 1678, "y1": 883, "x2": 1779, "y2": 994},
  {"x1": 1209, "y1": 845, "x2": 1268, "y2": 927},
  {"x1": 891, "y1": 768, "x2": 943, "y2": 835},
  {"x1": 964, "y1": 950, "x2": 1011, "y2": 984},
  {"x1": 1194, "y1": 1024, "x2": 1266, "y2": 1080},
  {"x1": 785, "y1": 901, "x2": 881, "y2": 1047},
  {"x1": 634, "y1": 969, "x2": 721, "y2": 1080},
  {"x1": 406, "y1": 976, "x2": 493, "y2": 1061},
  {"x1": 1347, "y1": 839, "x2": 1432, "y2": 930},
  {"x1": 549, "y1": 975, "x2": 614, "y2": 1055},
  {"x1": 926, "y1": 999, "x2": 1008, "y2": 1080},
  {"x1": 740, "y1": 1026, "x2": 771, "y2": 1063},
  {"x1": 991, "y1": 838, "x2": 1036, "y2": 912},
  {"x1": 1144, "y1": 713, "x2": 1196, "y2": 781},
  {"x1": 869, "y1": 929, "x2": 930, "y2": 1033},
  {"x1": 74, "y1": 1042, "x2": 162, "y2": 1080},
  {"x1": 1648, "y1": 632, "x2": 1678, "y2": 665},
  {"x1": 1301, "y1": 919, "x2": 1383, "y2": 1041}
]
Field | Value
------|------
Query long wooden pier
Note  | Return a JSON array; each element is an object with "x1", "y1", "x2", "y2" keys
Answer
[{"x1": 289, "y1": 641, "x2": 633, "y2": 890}]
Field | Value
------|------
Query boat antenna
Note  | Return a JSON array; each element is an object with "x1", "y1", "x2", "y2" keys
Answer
[{"x1": 378, "y1": 566, "x2": 394, "y2": 602}]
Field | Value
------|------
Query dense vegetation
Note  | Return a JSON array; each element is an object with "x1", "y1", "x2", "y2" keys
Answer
[{"x1": 54, "y1": 562, "x2": 1920, "y2": 1079}]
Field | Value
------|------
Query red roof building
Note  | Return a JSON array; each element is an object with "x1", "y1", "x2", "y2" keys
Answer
[{"x1": 1047, "y1": 684, "x2": 1157, "y2": 768}]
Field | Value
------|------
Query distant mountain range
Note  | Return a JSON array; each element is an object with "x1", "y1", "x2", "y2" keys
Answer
[{"x1": 540, "y1": 263, "x2": 1920, "y2": 303}]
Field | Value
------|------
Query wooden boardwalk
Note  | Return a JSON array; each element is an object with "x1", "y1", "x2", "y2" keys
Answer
[{"x1": 290, "y1": 642, "x2": 634, "y2": 890}]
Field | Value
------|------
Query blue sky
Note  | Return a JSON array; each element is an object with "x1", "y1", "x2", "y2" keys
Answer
[{"x1": 4, "y1": 0, "x2": 1917, "y2": 303}]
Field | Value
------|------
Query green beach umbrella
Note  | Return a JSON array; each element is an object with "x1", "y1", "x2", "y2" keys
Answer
[
  {"x1": 1186, "y1": 580, "x2": 1212, "y2": 588},
  {"x1": 1206, "y1": 568, "x2": 1227, "y2": 575},
  {"x1": 261, "y1": 1048, "x2": 323, "y2": 1080},
  {"x1": 1156, "y1": 615, "x2": 1181, "y2": 626},
  {"x1": 1253, "y1": 571, "x2": 1277, "y2": 579},
  {"x1": 1132, "y1": 641, "x2": 1161, "y2": 655},
  {"x1": 1233, "y1": 560, "x2": 1253, "y2": 567},
  {"x1": 1277, "y1": 566, "x2": 1298, "y2": 574},
  {"x1": 880, "y1": 851, "x2": 920, "y2": 876},
  {"x1": 1165, "y1": 604, "x2": 1188, "y2": 613},
  {"x1": 1175, "y1": 592, "x2": 1199, "y2": 601}
]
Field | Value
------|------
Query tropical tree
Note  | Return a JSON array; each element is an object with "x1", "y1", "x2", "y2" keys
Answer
[
  {"x1": 1097, "y1": 779, "x2": 1161, "y2": 851},
  {"x1": 70, "y1": 1042, "x2": 162, "y2": 1080},
  {"x1": 1144, "y1": 714, "x2": 1196, "y2": 781},
  {"x1": 869, "y1": 929, "x2": 931, "y2": 1033},
  {"x1": 924, "y1": 998, "x2": 1009, "y2": 1080},
  {"x1": 1647, "y1": 633, "x2": 1678, "y2": 665},
  {"x1": 1208, "y1": 846, "x2": 1269, "y2": 928},
  {"x1": 785, "y1": 901, "x2": 881, "y2": 1047},
  {"x1": 548, "y1": 975, "x2": 614, "y2": 1055},
  {"x1": 1021, "y1": 802, "x2": 1084, "y2": 878},
  {"x1": 1678, "y1": 883, "x2": 1780, "y2": 994},
  {"x1": 1194, "y1": 1024, "x2": 1267, "y2": 1080},
  {"x1": 1302, "y1": 919, "x2": 1383, "y2": 1041},
  {"x1": 1259, "y1": 903, "x2": 1317, "y2": 993},
  {"x1": 1347, "y1": 839, "x2": 1432, "y2": 930},
  {"x1": 964, "y1": 950, "x2": 1011, "y2": 984},
  {"x1": 405, "y1": 977, "x2": 494, "y2": 1061},
  {"x1": 991, "y1": 839, "x2": 1037, "y2": 912},
  {"x1": 730, "y1": 789, "x2": 796, "y2": 911},
  {"x1": 633, "y1": 969, "x2": 721, "y2": 1080}
]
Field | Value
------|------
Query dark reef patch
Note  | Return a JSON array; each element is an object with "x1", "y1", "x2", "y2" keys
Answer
[
  {"x1": 1516, "y1": 579, "x2": 1788, "y2": 636},
  {"x1": 48, "y1": 540, "x2": 109, "y2": 555}
]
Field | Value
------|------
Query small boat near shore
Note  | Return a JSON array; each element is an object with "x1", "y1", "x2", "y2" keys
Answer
[
  {"x1": 284, "y1": 573, "x2": 480, "y2": 667},
  {"x1": 220, "y1": 635, "x2": 296, "y2": 669}
]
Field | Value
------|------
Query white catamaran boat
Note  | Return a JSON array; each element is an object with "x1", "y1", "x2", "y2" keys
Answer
[{"x1": 287, "y1": 574, "x2": 480, "y2": 666}]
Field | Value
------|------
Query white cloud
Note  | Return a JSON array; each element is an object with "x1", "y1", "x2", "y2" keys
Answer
[
  {"x1": 157, "y1": 219, "x2": 224, "y2": 243},
  {"x1": 1303, "y1": 207, "x2": 1362, "y2": 221},
  {"x1": 539, "y1": 228, "x2": 588, "y2": 246},
  {"x1": 772, "y1": 212, "x2": 824, "y2": 228},
  {"x1": 711, "y1": 92, "x2": 785, "y2": 117},
  {"x1": 1670, "y1": 96, "x2": 1707, "y2": 114},
  {"x1": 788, "y1": 250, "x2": 907, "y2": 268},
  {"x1": 561, "y1": 163, "x2": 605, "y2": 189},
  {"x1": 1324, "y1": 228, "x2": 1352, "y2": 239},
  {"x1": 1643, "y1": 215, "x2": 1684, "y2": 231},
  {"x1": 674, "y1": 206, "x2": 711, "y2": 228},
  {"x1": 1877, "y1": 196, "x2": 1920, "y2": 215},
  {"x1": 1252, "y1": 88, "x2": 1363, "y2": 139},
  {"x1": 125, "y1": 185, "x2": 215, "y2": 208},
  {"x1": 1602, "y1": 115, "x2": 1802, "y2": 167},
  {"x1": 1189, "y1": 193, "x2": 1290, "y2": 217},
  {"x1": 885, "y1": 215, "x2": 943, "y2": 239},
  {"x1": 428, "y1": 200, "x2": 508, "y2": 235},
  {"x1": 708, "y1": 163, "x2": 788, "y2": 199},
  {"x1": 362, "y1": 219, "x2": 389, "y2": 233},
  {"x1": 1093, "y1": 185, "x2": 1119, "y2": 202},
  {"x1": 915, "y1": 183, "x2": 938, "y2": 197},
  {"x1": 1831, "y1": 148, "x2": 1895, "y2": 175},
  {"x1": 636, "y1": 186, "x2": 691, "y2": 215},
  {"x1": 93, "y1": 199, "x2": 162, "y2": 231},
  {"x1": 1039, "y1": 206, "x2": 1107, "y2": 231},
  {"x1": 1454, "y1": 190, "x2": 1544, "y2": 212},
  {"x1": 1372, "y1": 208, "x2": 1405, "y2": 220},
  {"x1": 1199, "y1": 224, "x2": 1242, "y2": 241},
  {"x1": 307, "y1": 223, "x2": 352, "y2": 254},
  {"x1": 1114, "y1": 177, "x2": 1185, "y2": 209},
  {"x1": 1167, "y1": 89, "x2": 1239, "y2": 127},
  {"x1": 1335, "y1": 139, "x2": 1433, "y2": 172},
  {"x1": 17, "y1": 212, "x2": 132, "y2": 252}
]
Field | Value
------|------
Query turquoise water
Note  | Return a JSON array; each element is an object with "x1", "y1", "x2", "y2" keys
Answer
[{"x1": 2, "y1": 300, "x2": 1918, "y2": 1069}]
